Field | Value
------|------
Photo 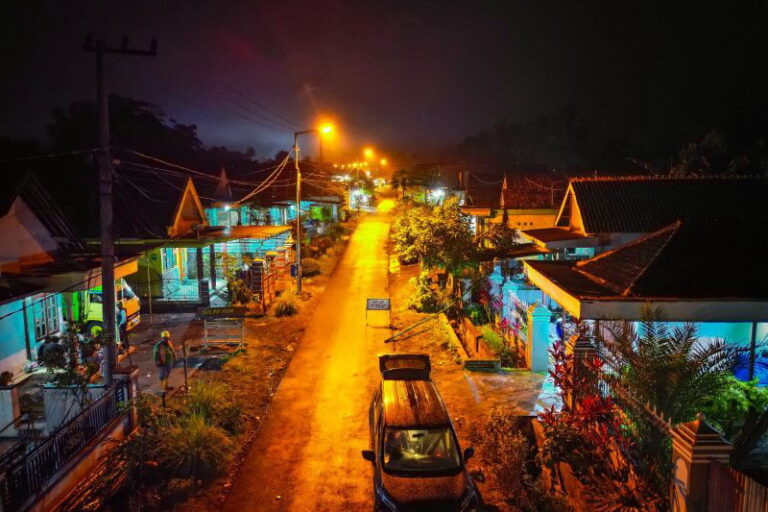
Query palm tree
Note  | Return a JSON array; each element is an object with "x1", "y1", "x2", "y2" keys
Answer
[{"x1": 597, "y1": 307, "x2": 738, "y2": 425}]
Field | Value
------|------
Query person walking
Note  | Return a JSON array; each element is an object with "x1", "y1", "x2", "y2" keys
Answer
[
  {"x1": 153, "y1": 331, "x2": 177, "y2": 391},
  {"x1": 116, "y1": 303, "x2": 128, "y2": 350}
]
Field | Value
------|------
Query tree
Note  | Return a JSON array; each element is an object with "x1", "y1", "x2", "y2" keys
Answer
[
  {"x1": 597, "y1": 308, "x2": 738, "y2": 424},
  {"x1": 392, "y1": 197, "x2": 478, "y2": 275}
]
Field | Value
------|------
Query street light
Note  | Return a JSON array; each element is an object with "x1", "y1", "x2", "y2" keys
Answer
[
  {"x1": 363, "y1": 147, "x2": 375, "y2": 160},
  {"x1": 293, "y1": 123, "x2": 334, "y2": 294}
]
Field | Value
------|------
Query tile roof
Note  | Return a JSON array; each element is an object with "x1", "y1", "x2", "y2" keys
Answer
[
  {"x1": 502, "y1": 175, "x2": 567, "y2": 209},
  {"x1": 569, "y1": 176, "x2": 768, "y2": 233},
  {"x1": 527, "y1": 220, "x2": 768, "y2": 300}
]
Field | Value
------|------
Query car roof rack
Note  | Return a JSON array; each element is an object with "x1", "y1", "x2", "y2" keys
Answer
[{"x1": 378, "y1": 354, "x2": 431, "y2": 381}]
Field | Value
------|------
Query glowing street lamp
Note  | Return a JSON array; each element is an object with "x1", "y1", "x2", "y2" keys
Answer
[
  {"x1": 293, "y1": 121, "x2": 337, "y2": 293},
  {"x1": 363, "y1": 147, "x2": 375, "y2": 160},
  {"x1": 379, "y1": 158, "x2": 388, "y2": 166}
]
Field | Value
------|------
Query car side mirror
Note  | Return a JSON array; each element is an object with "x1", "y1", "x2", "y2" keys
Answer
[
  {"x1": 464, "y1": 447, "x2": 475, "y2": 461},
  {"x1": 362, "y1": 450, "x2": 375, "y2": 463}
]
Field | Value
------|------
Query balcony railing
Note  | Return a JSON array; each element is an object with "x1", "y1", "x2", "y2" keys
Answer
[{"x1": 0, "y1": 383, "x2": 127, "y2": 512}]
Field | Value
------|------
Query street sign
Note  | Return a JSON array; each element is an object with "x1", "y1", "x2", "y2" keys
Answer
[
  {"x1": 198, "y1": 306, "x2": 248, "y2": 320},
  {"x1": 366, "y1": 298, "x2": 391, "y2": 311},
  {"x1": 366, "y1": 298, "x2": 392, "y2": 328}
]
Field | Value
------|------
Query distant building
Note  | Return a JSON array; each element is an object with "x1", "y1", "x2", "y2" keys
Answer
[{"x1": 461, "y1": 173, "x2": 566, "y2": 234}]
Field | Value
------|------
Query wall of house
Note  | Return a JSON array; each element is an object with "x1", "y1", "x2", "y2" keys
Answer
[
  {"x1": 0, "y1": 299, "x2": 30, "y2": 376},
  {"x1": 127, "y1": 250, "x2": 164, "y2": 298},
  {"x1": 0, "y1": 293, "x2": 65, "y2": 376},
  {"x1": 0, "y1": 198, "x2": 58, "y2": 272},
  {"x1": 487, "y1": 209, "x2": 558, "y2": 231}
]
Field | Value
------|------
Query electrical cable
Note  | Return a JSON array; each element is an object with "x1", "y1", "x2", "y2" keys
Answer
[{"x1": 0, "y1": 149, "x2": 98, "y2": 164}]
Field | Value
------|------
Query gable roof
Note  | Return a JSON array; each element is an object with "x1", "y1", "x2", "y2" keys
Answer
[
  {"x1": 0, "y1": 172, "x2": 82, "y2": 250},
  {"x1": 501, "y1": 174, "x2": 567, "y2": 209},
  {"x1": 55, "y1": 169, "x2": 207, "y2": 241},
  {"x1": 527, "y1": 220, "x2": 767, "y2": 300},
  {"x1": 566, "y1": 176, "x2": 768, "y2": 233}
]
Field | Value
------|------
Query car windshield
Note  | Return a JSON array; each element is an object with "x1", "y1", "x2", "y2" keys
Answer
[{"x1": 382, "y1": 428, "x2": 461, "y2": 474}]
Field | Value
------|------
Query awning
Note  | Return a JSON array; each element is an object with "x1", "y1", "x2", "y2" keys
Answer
[{"x1": 522, "y1": 227, "x2": 600, "y2": 249}]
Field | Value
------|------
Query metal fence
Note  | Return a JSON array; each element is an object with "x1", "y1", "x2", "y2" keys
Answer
[{"x1": 0, "y1": 383, "x2": 127, "y2": 512}]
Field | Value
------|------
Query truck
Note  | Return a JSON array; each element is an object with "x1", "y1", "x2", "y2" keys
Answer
[{"x1": 81, "y1": 279, "x2": 141, "y2": 336}]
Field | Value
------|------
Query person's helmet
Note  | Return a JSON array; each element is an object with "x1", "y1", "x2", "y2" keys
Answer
[{"x1": 161, "y1": 330, "x2": 171, "y2": 338}]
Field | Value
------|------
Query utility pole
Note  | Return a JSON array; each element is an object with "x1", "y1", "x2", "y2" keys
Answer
[
  {"x1": 294, "y1": 132, "x2": 303, "y2": 294},
  {"x1": 84, "y1": 35, "x2": 157, "y2": 384}
]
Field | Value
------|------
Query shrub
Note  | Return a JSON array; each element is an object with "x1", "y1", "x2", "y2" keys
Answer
[
  {"x1": 477, "y1": 413, "x2": 572, "y2": 512},
  {"x1": 272, "y1": 291, "x2": 299, "y2": 317},
  {"x1": 464, "y1": 303, "x2": 489, "y2": 325},
  {"x1": 407, "y1": 272, "x2": 449, "y2": 313},
  {"x1": 165, "y1": 414, "x2": 232, "y2": 482},
  {"x1": 187, "y1": 380, "x2": 245, "y2": 434},
  {"x1": 327, "y1": 223, "x2": 346, "y2": 241},
  {"x1": 301, "y1": 257, "x2": 321, "y2": 276},
  {"x1": 481, "y1": 325, "x2": 504, "y2": 351},
  {"x1": 700, "y1": 374, "x2": 768, "y2": 442}
]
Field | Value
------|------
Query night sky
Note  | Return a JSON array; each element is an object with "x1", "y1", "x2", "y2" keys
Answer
[{"x1": 2, "y1": 1, "x2": 767, "y2": 160}]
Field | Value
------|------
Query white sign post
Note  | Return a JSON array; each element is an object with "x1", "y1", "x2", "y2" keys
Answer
[{"x1": 366, "y1": 298, "x2": 392, "y2": 327}]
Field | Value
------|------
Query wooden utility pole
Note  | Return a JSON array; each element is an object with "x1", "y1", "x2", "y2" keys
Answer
[{"x1": 84, "y1": 35, "x2": 157, "y2": 383}]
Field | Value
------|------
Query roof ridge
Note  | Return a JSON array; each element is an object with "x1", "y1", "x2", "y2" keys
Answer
[
  {"x1": 571, "y1": 174, "x2": 766, "y2": 183},
  {"x1": 574, "y1": 221, "x2": 682, "y2": 295}
]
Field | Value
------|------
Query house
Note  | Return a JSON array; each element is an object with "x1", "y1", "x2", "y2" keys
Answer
[
  {"x1": 461, "y1": 174, "x2": 565, "y2": 235},
  {"x1": 0, "y1": 173, "x2": 139, "y2": 377},
  {"x1": 499, "y1": 176, "x2": 768, "y2": 378},
  {"x1": 91, "y1": 170, "x2": 294, "y2": 311},
  {"x1": 522, "y1": 176, "x2": 768, "y2": 259},
  {"x1": 523, "y1": 220, "x2": 768, "y2": 380},
  {"x1": 201, "y1": 165, "x2": 344, "y2": 231}
]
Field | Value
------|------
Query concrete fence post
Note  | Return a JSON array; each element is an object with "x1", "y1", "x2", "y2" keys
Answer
[
  {"x1": 569, "y1": 335, "x2": 597, "y2": 409},
  {"x1": 114, "y1": 366, "x2": 140, "y2": 431},
  {"x1": 527, "y1": 303, "x2": 551, "y2": 372},
  {"x1": 671, "y1": 419, "x2": 732, "y2": 512}
]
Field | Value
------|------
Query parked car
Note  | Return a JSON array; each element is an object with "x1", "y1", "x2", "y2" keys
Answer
[{"x1": 362, "y1": 354, "x2": 482, "y2": 511}]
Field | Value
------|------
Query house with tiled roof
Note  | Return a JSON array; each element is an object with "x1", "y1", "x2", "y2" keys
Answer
[
  {"x1": 496, "y1": 175, "x2": 768, "y2": 378},
  {"x1": 461, "y1": 173, "x2": 566, "y2": 235},
  {"x1": 523, "y1": 219, "x2": 768, "y2": 381},
  {"x1": 523, "y1": 175, "x2": 768, "y2": 257},
  {"x1": 0, "y1": 173, "x2": 141, "y2": 379}
]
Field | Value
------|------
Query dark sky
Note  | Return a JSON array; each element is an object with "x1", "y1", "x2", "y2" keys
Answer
[{"x1": 2, "y1": 1, "x2": 767, "y2": 160}]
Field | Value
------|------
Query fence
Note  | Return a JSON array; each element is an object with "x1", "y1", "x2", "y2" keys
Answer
[
  {"x1": 709, "y1": 461, "x2": 768, "y2": 512},
  {"x1": 0, "y1": 382, "x2": 127, "y2": 512}
]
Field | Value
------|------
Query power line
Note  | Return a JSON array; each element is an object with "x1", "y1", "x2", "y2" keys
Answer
[{"x1": 0, "y1": 149, "x2": 97, "y2": 164}]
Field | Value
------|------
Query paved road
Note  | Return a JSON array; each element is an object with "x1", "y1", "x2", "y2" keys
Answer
[{"x1": 224, "y1": 203, "x2": 395, "y2": 511}]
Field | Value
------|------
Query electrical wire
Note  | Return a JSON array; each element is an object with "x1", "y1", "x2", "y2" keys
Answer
[
  {"x1": 0, "y1": 149, "x2": 98, "y2": 164},
  {"x1": 234, "y1": 152, "x2": 291, "y2": 205}
]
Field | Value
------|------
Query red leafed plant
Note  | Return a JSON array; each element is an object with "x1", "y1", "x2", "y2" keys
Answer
[{"x1": 539, "y1": 339, "x2": 667, "y2": 511}]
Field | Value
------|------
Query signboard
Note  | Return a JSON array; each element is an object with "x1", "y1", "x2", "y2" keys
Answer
[
  {"x1": 198, "y1": 306, "x2": 248, "y2": 320},
  {"x1": 366, "y1": 298, "x2": 391, "y2": 311}
]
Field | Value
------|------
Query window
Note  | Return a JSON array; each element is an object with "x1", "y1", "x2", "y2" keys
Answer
[
  {"x1": 382, "y1": 428, "x2": 461, "y2": 474},
  {"x1": 161, "y1": 248, "x2": 177, "y2": 271},
  {"x1": 32, "y1": 294, "x2": 60, "y2": 340}
]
